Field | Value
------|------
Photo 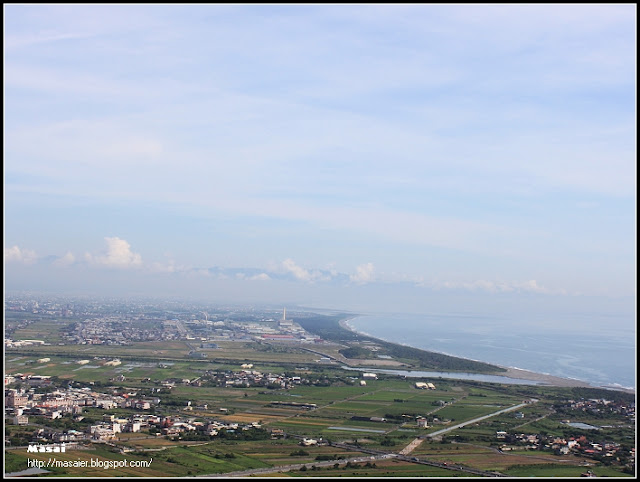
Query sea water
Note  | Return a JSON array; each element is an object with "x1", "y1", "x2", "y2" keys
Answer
[{"x1": 347, "y1": 311, "x2": 635, "y2": 391}]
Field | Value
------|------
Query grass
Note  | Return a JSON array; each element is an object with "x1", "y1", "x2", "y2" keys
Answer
[
  {"x1": 4, "y1": 328, "x2": 635, "y2": 478},
  {"x1": 5, "y1": 443, "x2": 273, "y2": 477},
  {"x1": 434, "y1": 404, "x2": 509, "y2": 422},
  {"x1": 286, "y1": 459, "x2": 474, "y2": 477},
  {"x1": 503, "y1": 463, "x2": 633, "y2": 477}
]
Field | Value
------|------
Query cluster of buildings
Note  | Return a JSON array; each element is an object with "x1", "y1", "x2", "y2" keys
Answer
[
  {"x1": 560, "y1": 398, "x2": 635, "y2": 418},
  {"x1": 415, "y1": 382, "x2": 436, "y2": 390},
  {"x1": 4, "y1": 297, "x2": 83, "y2": 317},
  {"x1": 83, "y1": 414, "x2": 259, "y2": 442},
  {"x1": 205, "y1": 366, "x2": 306, "y2": 389},
  {"x1": 65, "y1": 317, "x2": 168, "y2": 345},
  {"x1": 222, "y1": 309, "x2": 321, "y2": 343},
  {"x1": 22, "y1": 413, "x2": 267, "y2": 445},
  {"x1": 4, "y1": 338, "x2": 47, "y2": 348},
  {"x1": 159, "y1": 417, "x2": 264, "y2": 438},
  {"x1": 5, "y1": 374, "x2": 53, "y2": 387},
  {"x1": 6, "y1": 298, "x2": 324, "y2": 349},
  {"x1": 51, "y1": 308, "x2": 321, "y2": 346},
  {"x1": 5, "y1": 384, "x2": 161, "y2": 426},
  {"x1": 496, "y1": 430, "x2": 634, "y2": 462}
]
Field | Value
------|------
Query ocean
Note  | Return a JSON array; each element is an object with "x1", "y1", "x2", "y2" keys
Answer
[{"x1": 347, "y1": 311, "x2": 636, "y2": 391}]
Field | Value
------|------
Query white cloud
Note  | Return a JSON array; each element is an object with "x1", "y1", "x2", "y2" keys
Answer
[
  {"x1": 85, "y1": 237, "x2": 142, "y2": 269},
  {"x1": 4, "y1": 245, "x2": 38, "y2": 264},
  {"x1": 281, "y1": 258, "x2": 330, "y2": 282},
  {"x1": 514, "y1": 279, "x2": 549, "y2": 294},
  {"x1": 53, "y1": 251, "x2": 76, "y2": 267},
  {"x1": 350, "y1": 262, "x2": 375, "y2": 284},
  {"x1": 3, "y1": 5, "x2": 634, "y2": 300},
  {"x1": 282, "y1": 258, "x2": 313, "y2": 281},
  {"x1": 148, "y1": 259, "x2": 191, "y2": 274}
]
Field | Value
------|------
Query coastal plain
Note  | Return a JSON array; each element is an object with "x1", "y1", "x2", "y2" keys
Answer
[{"x1": 4, "y1": 305, "x2": 636, "y2": 478}]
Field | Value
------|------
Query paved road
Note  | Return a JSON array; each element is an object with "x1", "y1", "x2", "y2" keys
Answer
[
  {"x1": 399, "y1": 437, "x2": 425, "y2": 455},
  {"x1": 426, "y1": 401, "x2": 536, "y2": 438},
  {"x1": 203, "y1": 400, "x2": 539, "y2": 477}
]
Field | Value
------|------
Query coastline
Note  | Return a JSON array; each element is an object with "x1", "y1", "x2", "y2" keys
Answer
[{"x1": 338, "y1": 317, "x2": 630, "y2": 391}]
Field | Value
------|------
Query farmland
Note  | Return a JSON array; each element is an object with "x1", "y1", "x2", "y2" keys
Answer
[{"x1": 4, "y1": 305, "x2": 635, "y2": 478}]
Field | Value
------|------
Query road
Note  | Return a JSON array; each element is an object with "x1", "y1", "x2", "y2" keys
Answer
[
  {"x1": 198, "y1": 437, "x2": 507, "y2": 477},
  {"x1": 399, "y1": 437, "x2": 424, "y2": 455},
  {"x1": 200, "y1": 401, "x2": 539, "y2": 477},
  {"x1": 426, "y1": 401, "x2": 536, "y2": 438},
  {"x1": 198, "y1": 454, "x2": 389, "y2": 477}
]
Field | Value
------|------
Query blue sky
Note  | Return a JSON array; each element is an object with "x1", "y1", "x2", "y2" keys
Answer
[{"x1": 4, "y1": 4, "x2": 636, "y2": 316}]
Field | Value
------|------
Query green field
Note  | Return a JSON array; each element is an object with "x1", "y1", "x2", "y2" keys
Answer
[
  {"x1": 6, "y1": 443, "x2": 272, "y2": 477},
  {"x1": 503, "y1": 464, "x2": 633, "y2": 477},
  {"x1": 4, "y1": 320, "x2": 635, "y2": 478}
]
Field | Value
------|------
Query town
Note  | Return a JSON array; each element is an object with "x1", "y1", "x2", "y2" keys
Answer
[
  {"x1": 4, "y1": 294, "x2": 636, "y2": 478},
  {"x1": 5, "y1": 296, "x2": 323, "y2": 347}
]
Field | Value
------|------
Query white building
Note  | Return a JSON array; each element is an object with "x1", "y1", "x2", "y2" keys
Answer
[{"x1": 13, "y1": 414, "x2": 29, "y2": 425}]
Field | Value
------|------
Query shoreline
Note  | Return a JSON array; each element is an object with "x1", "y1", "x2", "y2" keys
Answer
[{"x1": 338, "y1": 317, "x2": 634, "y2": 393}]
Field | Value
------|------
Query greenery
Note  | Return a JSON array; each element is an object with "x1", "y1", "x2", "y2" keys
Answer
[
  {"x1": 290, "y1": 449, "x2": 310, "y2": 456},
  {"x1": 339, "y1": 346, "x2": 373, "y2": 359},
  {"x1": 4, "y1": 309, "x2": 635, "y2": 478},
  {"x1": 380, "y1": 437, "x2": 397, "y2": 446}
]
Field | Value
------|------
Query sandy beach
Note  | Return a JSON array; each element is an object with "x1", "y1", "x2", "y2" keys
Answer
[{"x1": 337, "y1": 318, "x2": 607, "y2": 390}]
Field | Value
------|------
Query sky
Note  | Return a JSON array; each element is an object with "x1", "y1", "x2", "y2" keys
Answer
[{"x1": 4, "y1": 4, "x2": 637, "y2": 319}]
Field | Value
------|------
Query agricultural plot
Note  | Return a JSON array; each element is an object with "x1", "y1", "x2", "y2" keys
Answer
[
  {"x1": 225, "y1": 439, "x2": 361, "y2": 466},
  {"x1": 248, "y1": 392, "x2": 312, "y2": 403},
  {"x1": 387, "y1": 428, "x2": 423, "y2": 437},
  {"x1": 170, "y1": 386, "x2": 247, "y2": 400},
  {"x1": 286, "y1": 385, "x2": 374, "y2": 401},
  {"x1": 503, "y1": 463, "x2": 632, "y2": 478},
  {"x1": 9, "y1": 321, "x2": 67, "y2": 343},
  {"x1": 354, "y1": 388, "x2": 434, "y2": 402},
  {"x1": 5, "y1": 319, "x2": 635, "y2": 478},
  {"x1": 6, "y1": 446, "x2": 174, "y2": 477},
  {"x1": 432, "y1": 403, "x2": 510, "y2": 422},
  {"x1": 285, "y1": 459, "x2": 465, "y2": 477},
  {"x1": 319, "y1": 401, "x2": 387, "y2": 415},
  {"x1": 133, "y1": 341, "x2": 192, "y2": 351},
  {"x1": 267, "y1": 420, "x2": 335, "y2": 436},
  {"x1": 407, "y1": 444, "x2": 630, "y2": 478},
  {"x1": 354, "y1": 393, "x2": 413, "y2": 402}
]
